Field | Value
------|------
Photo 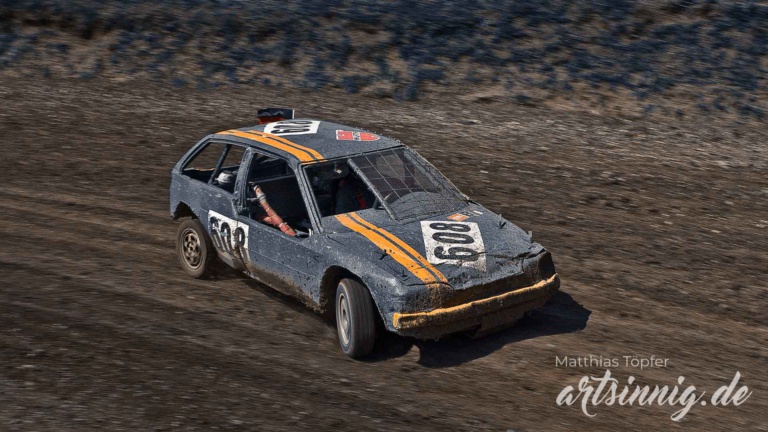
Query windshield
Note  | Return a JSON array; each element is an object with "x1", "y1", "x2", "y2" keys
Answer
[{"x1": 350, "y1": 148, "x2": 466, "y2": 220}]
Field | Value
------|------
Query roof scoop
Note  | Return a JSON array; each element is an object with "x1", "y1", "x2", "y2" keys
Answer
[{"x1": 257, "y1": 108, "x2": 295, "y2": 125}]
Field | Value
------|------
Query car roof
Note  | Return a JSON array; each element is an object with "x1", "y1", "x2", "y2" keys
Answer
[{"x1": 213, "y1": 119, "x2": 403, "y2": 165}]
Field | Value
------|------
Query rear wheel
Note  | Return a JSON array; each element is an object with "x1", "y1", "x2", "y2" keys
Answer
[
  {"x1": 335, "y1": 278, "x2": 377, "y2": 358},
  {"x1": 176, "y1": 219, "x2": 214, "y2": 279}
]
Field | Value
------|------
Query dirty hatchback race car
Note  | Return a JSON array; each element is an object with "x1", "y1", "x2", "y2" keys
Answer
[{"x1": 170, "y1": 108, "x2": 560, "y2": 358}]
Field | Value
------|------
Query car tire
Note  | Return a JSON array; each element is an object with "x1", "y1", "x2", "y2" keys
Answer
[
  {"x1": 335, "y1": 278, "x2": 377, "y2": 358},
  {"x1": 176, "y1": 218, "x2": 214, "y2": 279}
]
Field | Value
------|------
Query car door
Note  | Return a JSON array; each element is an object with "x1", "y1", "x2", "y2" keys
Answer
[
  {"x1": 235, "y1": 151, "x2": 327, "y2": 296},
  {"x1": 180, "y1": 139, "x2": 249, "y2": 270}
]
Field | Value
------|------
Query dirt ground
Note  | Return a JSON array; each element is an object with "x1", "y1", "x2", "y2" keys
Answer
[{"x1": 0, "y1": 78, "x2": 766, "y2": 431}]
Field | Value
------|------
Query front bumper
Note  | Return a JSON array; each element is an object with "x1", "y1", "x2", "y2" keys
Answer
[{"x1": 391, "y1": 273, "x2": 560, "y2": 338}]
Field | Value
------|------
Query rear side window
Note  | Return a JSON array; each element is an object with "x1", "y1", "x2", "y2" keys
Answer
[
  {"x1": 213, "y1": 145, "x2": 246, "y2": 193},
  {"x1": 182, "y1": 142, "x2": 226, "y2": 183},
  {"x1": 185, "y1": 143, "x2": 224, "y2": 171},
  {"x1": 182, "y1": 142, "x2": 246, "y2": 193},
  {"x1": 219, "y1": 145, "x2": 245, "y2": 173}
]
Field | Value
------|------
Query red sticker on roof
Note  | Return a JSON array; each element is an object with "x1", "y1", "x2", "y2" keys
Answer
[{"x1": 336, "y1": 130, "x2": 379, "y2": 141}]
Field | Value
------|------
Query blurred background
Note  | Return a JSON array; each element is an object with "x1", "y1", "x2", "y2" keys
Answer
[{"x1": 2, "y1": 0, "x2": 767, "y2": 121}]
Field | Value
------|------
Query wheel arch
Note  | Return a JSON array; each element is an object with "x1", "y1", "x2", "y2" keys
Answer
[
  {"x1": 173, "y1": 201, "x2": 197, "y2": 220},
  {"x1": 318, "y1": 265, "x2": 386, "y2": 323}
]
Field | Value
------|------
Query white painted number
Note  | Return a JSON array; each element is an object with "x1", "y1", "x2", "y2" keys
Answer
[
  {"x1": 421, "y1": 221, "x2": 486, "y2": 271},
  {"x1": 209, "y1": 210, "x2": 249, "y2": 260},
  {"x1": 264, "y1": 120, "x2": 320, "y2": 136}
]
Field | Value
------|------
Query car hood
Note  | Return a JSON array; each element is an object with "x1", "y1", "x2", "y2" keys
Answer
[{"x1": 325, "y1": 203, "x2": 542, "y2": 289}]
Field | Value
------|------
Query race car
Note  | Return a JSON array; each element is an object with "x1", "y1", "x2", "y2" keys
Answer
[{"x1": 170, "y1": 108, "x2": 560, "y2": 358}]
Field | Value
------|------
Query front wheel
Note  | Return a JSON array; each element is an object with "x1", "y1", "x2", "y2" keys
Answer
[
  {"x1": 176, "y1": 218, "x2": 214, "y2": 279},
  {"x1": 335, "y1": 278, "x2": 377, "y2": 358}
]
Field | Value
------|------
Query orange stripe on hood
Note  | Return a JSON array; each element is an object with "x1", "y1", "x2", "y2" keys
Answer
[
  {"x1": 336, "y1": 214, "x2": 446, "y2": 288},
  {"x1": 347, "y1": 213, "x2": 447, "y2": 285}
]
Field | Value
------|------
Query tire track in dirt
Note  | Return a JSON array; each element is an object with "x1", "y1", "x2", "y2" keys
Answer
[
  {"x1": 1, "y1": 78, "x2": 766, "y2": 431},
  {"x1": 0, "y1": 302, "x2": 432, "y2": 431}
]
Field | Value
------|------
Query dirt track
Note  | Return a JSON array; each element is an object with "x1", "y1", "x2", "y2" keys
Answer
[{"x1": 0, "y1": 78, "x2": 766, "y2": 431}]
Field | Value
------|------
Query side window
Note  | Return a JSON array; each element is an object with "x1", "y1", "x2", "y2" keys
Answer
[
  {"x1": 182, "y1": 142, "x2": 246, "y2": 193},
  {"x1": 246, "y1": 154, "x2": 288, "y2": 182},
  {"x1": 220, "y1": 145, "x2": 245, "y2": 172},
  {"x1": 213, "y1": 145, "x2": 245, "y2": 193},
  {"x1": 182, "y1": 142, "x2": 225, "y2": 183},
  {"x1": 245, "y1": 153, "x2": 312, "y2": 238}
]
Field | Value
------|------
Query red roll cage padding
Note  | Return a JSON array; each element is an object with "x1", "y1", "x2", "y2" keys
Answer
[{"x1": 252, "y1": 185, "x2": 297, "y2": 237}]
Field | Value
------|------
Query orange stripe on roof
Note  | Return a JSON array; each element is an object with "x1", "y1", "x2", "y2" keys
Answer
[
  {"x1": 348, "y1": 213, "x2": 448, "y2": 284},
  {"x1": 218, "y1": 130, "x2": 323, "y2": 163},
  {"x1": 336, "y1": 214, "x2": 444, "y2": 288},
  {"x1": 240, "y1": 130, "x2": 324, "y2": 163},
  {"x1": 248, "y1": 130, "x2": 325, "y2": 161}
]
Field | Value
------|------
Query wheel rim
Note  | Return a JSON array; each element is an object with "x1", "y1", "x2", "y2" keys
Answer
[
  {"x1": 337, "y1": 291, "x2": 351, "y2": 346},
  {"x1": 181, "y1": 228, "x2": 202, "y2": 269}
]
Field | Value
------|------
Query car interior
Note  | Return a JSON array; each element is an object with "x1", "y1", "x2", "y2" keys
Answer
[
  {"x1": 183, "y1": 143, "x2": 376, "y2": 237},
  {"x1": 182, "y1": 142, "x2": 244, "y2": 192},
  {"x1": 245, "y1": 154, "x2": 313, "y2": 236},
  {"x1": 305, "y1": 161, "x2": 376, "y2": 219}
]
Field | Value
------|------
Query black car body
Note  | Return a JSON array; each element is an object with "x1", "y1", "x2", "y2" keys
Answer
[{"x1": 170, "y1": 109, "x2": 559, "y2": 356}]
